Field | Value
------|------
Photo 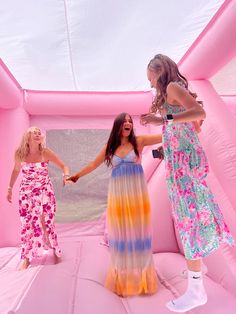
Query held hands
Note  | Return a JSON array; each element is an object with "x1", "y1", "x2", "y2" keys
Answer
[
  {"x1": 66, "y1": 174, "x2": 79, "y2": 183},
  {"x1": 140, "y1": 113, "x2": 163, "y2": 126},
  {"x1": 63, "y1": 174, "x2": 74, "y2": 186}
]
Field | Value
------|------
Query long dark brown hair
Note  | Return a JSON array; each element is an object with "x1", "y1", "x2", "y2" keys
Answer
[
  {"x1": 105, "y1": 112, "x2": 139, "y2": 167},
  {"x1": 148, "y1": 54, "x2": 203, "y2": 113}
]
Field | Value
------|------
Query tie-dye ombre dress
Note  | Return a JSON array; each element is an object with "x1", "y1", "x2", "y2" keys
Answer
[{"x1": 105, "y1": 150, "x2": 158, "y2": 296}]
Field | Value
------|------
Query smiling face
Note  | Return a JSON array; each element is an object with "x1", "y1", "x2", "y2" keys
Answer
[
  {"x1": 121, "y1": 114, "x2": 133, "y2": 138},
  {"x1": 28, "y1": 128, "x2": 44, "y2": 147}
]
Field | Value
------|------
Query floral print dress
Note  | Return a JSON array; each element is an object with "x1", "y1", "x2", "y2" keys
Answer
[
  {"x1": 162, "y1": 103, "x2": 234, "y2": 260},
  {"x1": 19, "y1": 161, "x2": 61, "y2": 260}
]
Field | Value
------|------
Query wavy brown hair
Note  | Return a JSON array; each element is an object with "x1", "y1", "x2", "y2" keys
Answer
[
  {"x1": 148, "y1": 54, "x2": 203, "y2": 113},
  {"x1": 105, "y1": 113, "x2": 139, "y2": 167}
]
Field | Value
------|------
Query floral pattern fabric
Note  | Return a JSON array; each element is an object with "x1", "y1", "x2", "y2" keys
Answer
[
  {"x1": 162, "y1": 103, "x2": 234, "y2": 259},
  {"x1": 19, "y1": 161, "x2": 61, "y2": 260}
]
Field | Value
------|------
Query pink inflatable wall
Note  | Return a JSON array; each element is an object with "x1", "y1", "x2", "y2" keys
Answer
[{"x1": 0, "y1": 2, "x2": 236, "y2": 312}]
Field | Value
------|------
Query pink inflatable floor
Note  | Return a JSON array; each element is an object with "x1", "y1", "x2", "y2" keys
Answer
[{"x1": 0, "y1": 231, "x2": 236, "y2": 314}]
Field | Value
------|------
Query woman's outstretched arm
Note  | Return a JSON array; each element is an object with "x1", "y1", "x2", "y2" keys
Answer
[
  {"x1": 137, "y1": 134, "x2": 162, "y2": 147},
  {"x1": 67, "y1": 145, "x2": 107, "y2": 183}
]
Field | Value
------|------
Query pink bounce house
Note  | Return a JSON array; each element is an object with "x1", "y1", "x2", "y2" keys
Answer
[{"x1": 0, "y1": 1, "x2": 236, "y2": 313}]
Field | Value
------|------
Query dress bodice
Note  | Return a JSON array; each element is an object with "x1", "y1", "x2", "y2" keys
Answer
[
  {"x1": 164, "y1": 102, "x2": 185, "y2": 115},
  {"x1": 21, "y1": 161, "x2": 50, "y2": 187},
  {"x1": 112, "y1": 150, "x2": 139, "y2": 168}
]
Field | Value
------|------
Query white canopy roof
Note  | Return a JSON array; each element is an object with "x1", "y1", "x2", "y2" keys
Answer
[{"x1": 0, "y1": 0, "x2": 227, "y2": 91}]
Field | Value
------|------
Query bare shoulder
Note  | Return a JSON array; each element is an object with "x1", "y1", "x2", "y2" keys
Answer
[
  {"x1": 42, "y1": 147, "x2": 55, "y2": 159},
  {"x1": 166, "y1": 82, "x2": 189, "y2": 105},
  {"x1": 136, "y1": 135, "x2": 147, "y2": 151},
  {"x1": 42, "y1": 147, "x2": 51, "y2": 155},
  {"x1": 14, "y1": 155, "x2": 22, "y2": 170},
  {"x1": 167, "y1": 81, "x2": 185, "y2": 94},
  {"x1": 136, "y1": 135, "x2": 143, "y2": 145},
  {"x1": 136, "y1": 134, "x2": 150, "y2": 148}
]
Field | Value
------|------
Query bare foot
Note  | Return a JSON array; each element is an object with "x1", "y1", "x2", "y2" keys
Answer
[
  {"x1": 100, "y1": 236, "x2": 109, "y2": 247},
  {"x1": 18, "y1": 258, "x2": 30, "y2": 271},
  {"x1": 53, "y1": 250, "x2": 61, "y2": 264}
]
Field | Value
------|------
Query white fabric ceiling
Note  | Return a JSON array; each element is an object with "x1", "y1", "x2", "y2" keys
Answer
[{"x1": 0, "y1": 0, "x2": 224, "y2": 91}]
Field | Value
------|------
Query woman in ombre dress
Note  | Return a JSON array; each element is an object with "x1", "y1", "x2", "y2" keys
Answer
[{"x1": 68, "y1": 112, "x2": 162, "y2": 296}]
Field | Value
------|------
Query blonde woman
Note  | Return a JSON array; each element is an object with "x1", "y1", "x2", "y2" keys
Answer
[{"x1": 7, "y1": 127, "x2": 70, "y2": 270}]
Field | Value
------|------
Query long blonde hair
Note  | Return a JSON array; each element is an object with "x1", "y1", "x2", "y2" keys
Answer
[{"x1": 15, "y1": 127, "x2": 45, "y2": 161}]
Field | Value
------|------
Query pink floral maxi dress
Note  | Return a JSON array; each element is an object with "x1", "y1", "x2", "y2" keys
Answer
[
  {"x1": 162, "y1": 103, "x2": 234, "y2": 260},
  {"x1": 19, "y1": 161, "x2": 61, "y2": 260}
]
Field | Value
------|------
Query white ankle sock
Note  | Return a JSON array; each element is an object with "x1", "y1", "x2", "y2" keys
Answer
[
  {"x1": 181, "y1": 261, "x2": 208, "y2": 278},
  {"x1": 166, "y1": 270, "x2": 207, "y2": 312}
]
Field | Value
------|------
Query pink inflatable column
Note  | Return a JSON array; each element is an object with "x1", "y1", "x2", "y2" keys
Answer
[
  {"x1": 0, "y1": 59, "x2": 29, "y2": 246},
  {"x1": 190, "y1": 80, "x2": 236, "y2": 211}
]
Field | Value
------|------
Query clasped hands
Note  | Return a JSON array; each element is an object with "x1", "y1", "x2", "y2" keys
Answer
[
  {"x1": 66, "y1": 175, "x2": 79, "y2": 183},
  {"x1": 63, "y1": 113, "x2": 163, "y2": 186},
  {"x1": 63, "y1": 174, "x2": 78, "y2": 185}
]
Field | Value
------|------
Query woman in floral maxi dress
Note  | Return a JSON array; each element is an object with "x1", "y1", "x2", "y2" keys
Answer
[
  {"x1": 141, "y1": 54, "x2": 234, "y2": 312},
  {"x1": 7, "y1": 127, "x2": 70, "y2": 270}
]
